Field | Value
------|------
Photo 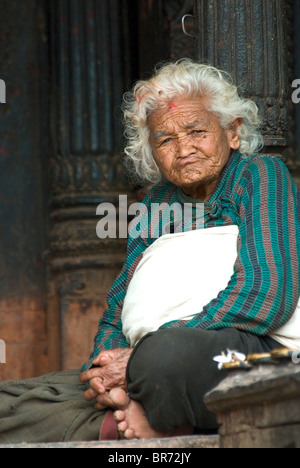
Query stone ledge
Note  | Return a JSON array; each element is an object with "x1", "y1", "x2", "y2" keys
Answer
[
  {"x1": 0, "y1": 435, "x2": 219, "y2": 449},
  {"x1": 205, "y1": 362, "x2": 300, "y2": 448}
]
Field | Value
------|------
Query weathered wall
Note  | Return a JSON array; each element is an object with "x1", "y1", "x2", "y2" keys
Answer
[{"x1": 0, "y1": 0, "x2": 50, "y2": 380}]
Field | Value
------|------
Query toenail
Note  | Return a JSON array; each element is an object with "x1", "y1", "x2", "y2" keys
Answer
[{"x1": 114, "y1": 410, "x2": 123, "y2": 422}]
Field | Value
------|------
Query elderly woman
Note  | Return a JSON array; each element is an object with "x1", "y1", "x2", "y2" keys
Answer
[
  {"x1": 80, "y1": 59, "x2": 300, "y2": 440},
  {"x1": 0, "y1": 59, "x2": 299, "y2": 443}
]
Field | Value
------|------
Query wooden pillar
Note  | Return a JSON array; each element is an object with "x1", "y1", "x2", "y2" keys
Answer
[
  {"x1": 47, "y1": 0, "x2": 133, "y2": 370},
  {"x1": 194, "y1": 0, "x2": 291, "y2": 159}
]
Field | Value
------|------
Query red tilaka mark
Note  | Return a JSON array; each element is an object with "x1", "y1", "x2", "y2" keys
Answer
[{"x1": 168, "y1": 103, "x2": 178, "y2": 110}]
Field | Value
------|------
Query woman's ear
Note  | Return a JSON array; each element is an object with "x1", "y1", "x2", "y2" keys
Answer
[{"x1": 227, "y1": 118, "x2": 243, "y2": 150}]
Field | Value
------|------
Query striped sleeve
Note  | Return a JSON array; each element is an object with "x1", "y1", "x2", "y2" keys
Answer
[
  {"x1": 82, "y1": 192, "x2": 153, "y2": 369},
  {"x1": 161, "y1": 156, "x2": 300, "y2": 335}
]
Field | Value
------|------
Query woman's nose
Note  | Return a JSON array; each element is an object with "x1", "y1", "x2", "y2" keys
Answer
[{"x1": 176, "y1": 135, "x2": 196, "y2": 158}]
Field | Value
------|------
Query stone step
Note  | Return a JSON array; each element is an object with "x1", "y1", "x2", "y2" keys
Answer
[
  {"x1": 205, "y1": 362, "x2": 300, "y2": 448},
  {"x1": 0, "y1": 435, "x2": 219, "y2": 449}
]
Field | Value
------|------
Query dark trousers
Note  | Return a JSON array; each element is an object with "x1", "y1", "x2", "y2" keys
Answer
[{"x1": 126, "y1": 328, "x2": 280, "y2": 433}]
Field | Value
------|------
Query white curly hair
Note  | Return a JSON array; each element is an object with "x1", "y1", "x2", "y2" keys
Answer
[{"x1": 122, "y1": 59, "x2": 264, "y2": 184}]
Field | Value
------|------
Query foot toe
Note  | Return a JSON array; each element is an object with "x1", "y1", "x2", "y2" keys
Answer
[
  {"x1": 109, "y1": 388, "x2": 130, "y2": 408},
  {"x1": 117, "y1": 420, "x2": 129, "y2": 433},
  {"x1": 114, "y1": 410, "x2": 125, "y2": 422},
  {"x1": 124, "y1": 428, "x2": 136, "y2": 440}
]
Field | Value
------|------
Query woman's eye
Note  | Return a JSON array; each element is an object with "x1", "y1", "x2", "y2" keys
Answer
[{"x1": 161, "y1": 138, "x2": 172, "y2": 145}]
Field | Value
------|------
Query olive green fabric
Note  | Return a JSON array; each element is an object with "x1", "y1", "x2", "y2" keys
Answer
[{"x1": 0, "y1": 369, "x2": 106, "y2": 443}]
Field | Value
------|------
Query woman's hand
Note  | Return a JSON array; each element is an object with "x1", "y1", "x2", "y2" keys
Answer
[{"x1": 80, "y1": 348, "x2": 133, "y2": 410}]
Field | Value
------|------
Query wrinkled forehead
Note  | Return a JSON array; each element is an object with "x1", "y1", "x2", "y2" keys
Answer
[{"x1": 147, "y1": 95, "x2": 212, "y2": 131}]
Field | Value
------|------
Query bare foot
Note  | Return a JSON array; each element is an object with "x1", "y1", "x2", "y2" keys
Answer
[
  {"x1": 109, "y1": 388, "x2": 165, "y2": 439},
  {"x1": 109, "y1": 388, "x2": 192, "y2": 440}
]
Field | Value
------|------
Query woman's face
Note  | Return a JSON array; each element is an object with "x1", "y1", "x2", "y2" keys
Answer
[{"x1": 148, "y1": 95, "x2": 241, "y2": 201}]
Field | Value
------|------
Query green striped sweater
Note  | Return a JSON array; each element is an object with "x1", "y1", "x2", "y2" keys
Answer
[{"x1": 83, "y1": 151, "x2": 300, "y2": 369}]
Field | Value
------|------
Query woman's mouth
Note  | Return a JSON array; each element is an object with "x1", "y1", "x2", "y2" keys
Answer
[{"x1": 177, "y1": 156, "x2": 199, "y2": 166}]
